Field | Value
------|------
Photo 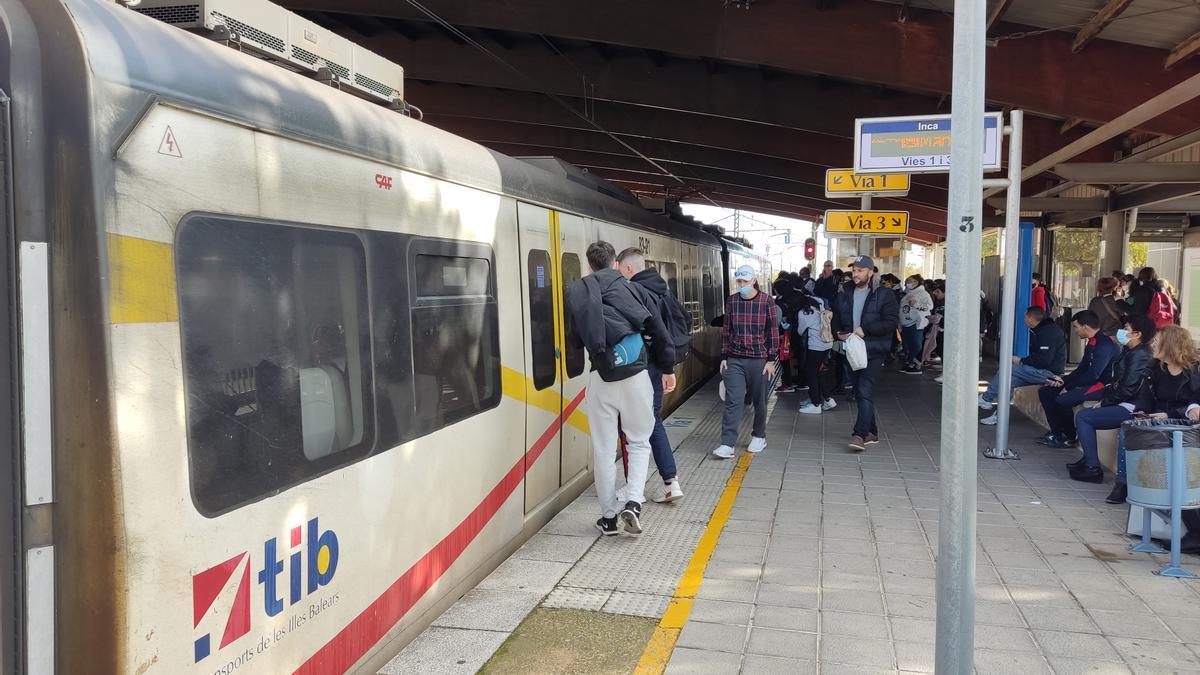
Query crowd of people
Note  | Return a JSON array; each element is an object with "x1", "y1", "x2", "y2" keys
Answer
[{"x1": 565, "y1": 242, "x2": 1194, "y2": 538}]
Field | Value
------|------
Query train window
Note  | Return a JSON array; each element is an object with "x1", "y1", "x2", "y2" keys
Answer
[
  {"x1": 408, "y1": 246, "x2": 502, "y2": 436},
  {"x1": 703, "y1": 266, "x2": 716, "y2": 322},
  {"x1": 561, "y1": 252, "x2": 585, "y2": 378},
  {"x1": 528, "y1": 250, "x2": 556, "y2": 391},
  {"x1": 657, "y1": 261, "x2": 679, "y2": 300},
  {"x1": 178, "y1": 215, "x2": 373, "y2": 516}
]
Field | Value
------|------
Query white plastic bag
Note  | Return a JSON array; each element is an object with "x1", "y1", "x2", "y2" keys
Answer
[{"x1": 845, "y1": 334, "x2": 868, "y2": 371}]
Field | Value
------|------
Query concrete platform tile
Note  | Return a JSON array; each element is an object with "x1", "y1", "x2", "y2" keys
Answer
[
  {"x1": 664, "y1": 646, "x2": 743, "y2": 675},
  {"x1": 1043, "y1": 657, "x2": 1132, "y2": 675},
  {"x1": 1032, "y1": 629, "x2": 1123, "y2": 661},
  {"x1": 756, "y1": 582, "x2": 819, "y2": 609},
  {"x1": 1108, "y1": 636, "x2": 1200, "y2": 672},
  {"x1": 1020, "y1": 605, "x2": 1100, "y2": 633},
  {"x1": 379, "y1": 626, "x2": 509, "y2": 675},
  {"x1": 1086, "y1": 609, "x2": 1172, "y2": 640},
  {"x1": 689, "y1": 598, "x2": 754, "y2": 626},
  {"x1": 602, "y1": 591, "x2": 669, "y2": 618},
  {"x1": 972, "y1": 649, "x2": 1053, "y2": 675},
  {"x1": 820, "y1": 663, "x2": 898, "y2": 675},
  {"x1": 675, "y1": 619, "x2": 748, "y2": 654},
  {"x1": 821, "y1": 588, "x2": 884, "y2": 614},
  {"x1": 889, "y1": 616, "x2": 935, "y2": 644},
  {"x1": 760, "y1": 564, "x2": 819, "y2": 587},
  {"x1": 822, "y1": 570, "x2": 882, "y2": 591},
  {"x1": 819, "y1": 634, "x2": 895, "y2": 668},
  {"x1": 1159, "y1": 614, "x2": 1200, "y2": 642},
  {"x1": 696, "y1": 577, "x2": 759, "y2": 603},
  {"x1": 745, "y1": 626, "x2": 817, "y2": 660},
  {"x1": 740, "y1": 654, "x2": 816, "y2": 675},
  {"x1": 974, "y1": 624, "x2": 1039, "y2": 653},
  {"x1": 893, "y1": 639, "x2": 935, "y2": 673},
  {"x1": 975, "y1": 600, "x2": 1025, "y2": 627},
  {"x1": 703, "y1": 560, "x2": 762, "y2": 582},
  {"x1": 510, "y1": 532, "x2": 598, "y2": 564},
  {"x1": 885, "y1": 594, "x2": 937, "y2": 619},
  {"x1": 822, "y1": 609, "x2": 889, "y2": 638},
  {"x1": 881, "y1": 572, "x2": 935, "y2": 597},
  {"x1": 752, "y1": 604, "x2": 818, "y2": 632},
  {"x1": 431, "y1": 588, "x2": 543, "y2": 632},
  {"x1": 476, "y1": 558, "x2": 571, "y2": 594}
]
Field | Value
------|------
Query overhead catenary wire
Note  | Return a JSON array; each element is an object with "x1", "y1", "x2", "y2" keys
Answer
[{"x1": 403, "y1": 0, "x2": 722, "y2": 208}]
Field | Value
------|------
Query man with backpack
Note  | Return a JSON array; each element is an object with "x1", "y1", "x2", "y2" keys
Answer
[
  {"x1": 566, "y1": 241, "x2": 677, "y2": 536},
  {"x1": 617, "y1": 247, "x2": 688, "y2": 503}
]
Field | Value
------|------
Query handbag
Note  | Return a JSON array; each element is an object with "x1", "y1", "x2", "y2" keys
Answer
[
  {"x1": 845, "y1": 334, "x2": 868, "y2": 371},
  {"x1": 779, "y1": 332, "x2": 792, "y2": 361}
]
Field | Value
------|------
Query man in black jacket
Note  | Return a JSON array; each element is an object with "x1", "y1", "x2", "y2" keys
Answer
[
  {"x1": 617, "y1": 247, "x2": 685, "y2": 504},
  {"x1": 832, "y1": 256, "x2": 899, "y2": 451},
  {"x1": 566, "y1": 241, "x2": 676, "y2": 536},
  {"x1": 978, "y1": 307, "x2": 1066, "y2": 415},
  {"x1": 1028, "y1": 310, "x2": 1119, "y2": 441}
]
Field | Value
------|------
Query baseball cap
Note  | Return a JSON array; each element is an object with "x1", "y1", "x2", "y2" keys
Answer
[
  {"x1": 851, "y1": 255, "x2": 874, "y2": 269},
  {"x1": 734, "y1": 264, "x2": 756, "y2": 281}
]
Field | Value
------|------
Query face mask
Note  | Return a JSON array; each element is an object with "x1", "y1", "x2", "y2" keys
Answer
[
  {"x1": 905, "y1": 283, "x2": 916, "y2": 291},
  {"x1": 738, "y1": 285, "x2": 755, "y2": 298},
  {"x1": 1116, "y1": 329, "x2": 1131, "y2": 346}
]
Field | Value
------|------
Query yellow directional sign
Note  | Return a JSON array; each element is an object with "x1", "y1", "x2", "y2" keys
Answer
[
  {"x1": 825, "y1": 169, "x2": 911, "y2": 198},
  {"x1": 823, "y1": 210, "x2": 909, "y2": 236}
]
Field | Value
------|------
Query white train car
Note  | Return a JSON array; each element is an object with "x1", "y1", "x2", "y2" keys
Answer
[{"x1": 0, "y1": 1, "x2": 770, "y2": 672}]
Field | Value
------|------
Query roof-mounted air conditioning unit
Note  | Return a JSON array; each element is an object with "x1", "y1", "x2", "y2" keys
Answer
[{"x1": 132, "y1": 0, "x2": 404, "y2": 105}]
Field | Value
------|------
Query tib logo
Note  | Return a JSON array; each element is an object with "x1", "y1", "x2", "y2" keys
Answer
[{"x1": 191, "y1": 518, "x2": 339, "y2": 662}]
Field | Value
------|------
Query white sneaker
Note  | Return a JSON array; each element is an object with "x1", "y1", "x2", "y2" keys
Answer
[
  {"x1": 981, "y1": 413, "x2": 998, "y2": 426},
  {"x1": 652, "y1": 479, "x2": 684, "y2": 503},
  {"x1": 712, "y1": 445, "x2": 735, "y2": 459},
  {"x1": 934, "y1": 375, "x2": 944, "y2": 384},
  {"x1": 977, "y1": 393, "x2": 995, "y2": 410},
  {"x1": 822, "y1": 398, "x2": 838, "y2": 411},
  {"x1": 747, "y1": 436, "x2": 767, "y2": 453},
  {"x1": 798, "y1": 403, "x2": 822, "y2": 415}
]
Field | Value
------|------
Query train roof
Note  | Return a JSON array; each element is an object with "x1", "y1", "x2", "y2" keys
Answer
[{"x1": 45, "y1": 0, "x2": 753, "y2": 252}]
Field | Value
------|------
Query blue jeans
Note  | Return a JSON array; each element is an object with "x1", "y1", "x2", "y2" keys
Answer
[
  {"x1": 900, "y1": 324, "x2": 924, "y2": 364},
  {"x1": 983, "y1": 363, "x2": 1056, "y2": 402},
  {"x1": 647, "y1": 363, "x2": 677, "y2": 481},
  {"x1": 1075, "y1": 405, "x2": 1132, "y2": 469}
]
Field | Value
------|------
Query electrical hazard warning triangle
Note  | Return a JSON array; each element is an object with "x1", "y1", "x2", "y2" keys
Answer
[{"x1": 158, "y1": 126, "x2": 182, "y2": 158}]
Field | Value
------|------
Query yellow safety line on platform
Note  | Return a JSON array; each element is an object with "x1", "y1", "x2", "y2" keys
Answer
[{"x1": 633, "y1": 452, "x2": 753, "y2": 675}]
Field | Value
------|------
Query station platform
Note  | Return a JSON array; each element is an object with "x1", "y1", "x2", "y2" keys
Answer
[{"x1": 382, "y1": 370, "x2": 1200, "y2": 675}]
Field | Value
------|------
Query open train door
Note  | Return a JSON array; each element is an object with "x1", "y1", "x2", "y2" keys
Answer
[{"x1": 517, "y1": 203, "x2": 587, "y2": 513}]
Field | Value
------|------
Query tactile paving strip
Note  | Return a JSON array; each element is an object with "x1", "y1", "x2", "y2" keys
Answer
[{"x1": 544, "y1": 383, "x2": 781, "y2": 618}]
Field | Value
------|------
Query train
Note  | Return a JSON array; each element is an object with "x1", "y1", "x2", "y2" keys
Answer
[{"x1": 0, "y1": 0, "x2": 771, "y2": 672}]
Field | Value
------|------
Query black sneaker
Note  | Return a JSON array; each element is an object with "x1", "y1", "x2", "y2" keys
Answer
[
  {"x1": 595, "y1": 516, "x2": 618, "y2": 536},
  {"x1": 1035, "y1": 432, "x2": 1058, "y2": 446},
  {"x1": 901, "y1": 365, "x2": 923, "y2": 375},
  {"x1": 619, "y1": 501, "x2": 643, "y2": 534},
  {"x1": 1049, "y1": 436, "x2": 1078, "y2": 449}
]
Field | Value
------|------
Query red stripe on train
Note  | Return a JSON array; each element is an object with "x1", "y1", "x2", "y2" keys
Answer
[{"x1": 293, "y1": 390, "x2": 588, "y2": 674}]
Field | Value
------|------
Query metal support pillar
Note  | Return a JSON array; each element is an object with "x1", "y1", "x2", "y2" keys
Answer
[
  {"x1": 1102, "y1": 211, "x2": 1131, "y2": 276},
  {"x1": 987, "y1": 111, "x2": 1023, "y2": 461},
  {"x1": 1014, "y1": 222, "x2": 1034, "y2": 356},
  {"x1": 859, "y1": 195, "x2": 872, "y2": 256},
  {"x1": 936, "y1": 0, "x2": 985, "y2": 671}
]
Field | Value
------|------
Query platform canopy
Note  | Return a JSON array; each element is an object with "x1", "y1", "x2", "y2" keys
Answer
[{"x1": 283, "y1": 0, "x2": 1200, "y2": 243}]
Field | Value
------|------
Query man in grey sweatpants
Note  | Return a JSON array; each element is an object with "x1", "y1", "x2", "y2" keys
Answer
[
  {"x1": 713, "y1": 265, "x2": 779, "y2": 459},
  {"x1": 565, "y1": 241, "x2": 676, "y2": 535}
]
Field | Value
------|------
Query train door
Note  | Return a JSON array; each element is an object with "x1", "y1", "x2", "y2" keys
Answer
[
  {"x1": 517, "y1": 202, "x2": 576, "y2": 513},
  {"x1": 681, "y1": 243, "x2": 702, "y2": 386},
  {"x1": 557, "y1": 213, "x2": 590, "y2": 484}
]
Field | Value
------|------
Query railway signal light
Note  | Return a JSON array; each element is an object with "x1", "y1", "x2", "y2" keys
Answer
[{"x1": 804, "y1": 237, "x2": 816, "y2": 261}]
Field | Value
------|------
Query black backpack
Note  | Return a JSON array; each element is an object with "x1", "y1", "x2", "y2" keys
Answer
[{"x1": 660, "y1": 292, "x2": 693, "y2": 365}]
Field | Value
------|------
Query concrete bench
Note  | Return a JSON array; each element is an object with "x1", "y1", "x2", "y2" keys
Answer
[{"x1": 1012, "y1": 386, "x2": 1118, "y2": 472}]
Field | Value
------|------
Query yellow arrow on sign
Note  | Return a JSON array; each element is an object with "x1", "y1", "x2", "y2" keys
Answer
[
  {"x1": 823, "y1": 210, "x2": 909, "y2": 236},
  {"x1": 825, "y1": 169, "x2": 911, "y2": 198}
]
